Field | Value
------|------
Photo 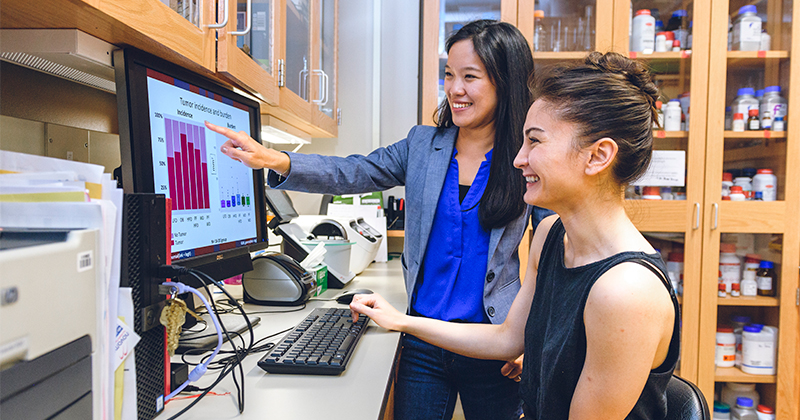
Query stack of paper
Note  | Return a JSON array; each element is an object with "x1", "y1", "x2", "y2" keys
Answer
[{"x1": 0, "y1": 150, "x2": 128, "y2": 420}]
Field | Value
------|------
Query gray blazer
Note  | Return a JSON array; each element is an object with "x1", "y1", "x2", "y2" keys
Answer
[{"x1": 269, "y1": 125, "x2": 547, "y2": 324}]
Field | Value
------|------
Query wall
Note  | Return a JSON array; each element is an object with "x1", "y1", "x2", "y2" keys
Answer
[{"x1": 277, "y1": 0, "x2": 419, "y2": 215}]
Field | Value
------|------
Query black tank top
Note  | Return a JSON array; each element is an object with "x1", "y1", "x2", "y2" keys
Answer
[{"x1": 520, "y1": 219, "x2": 680, "y2": 419}]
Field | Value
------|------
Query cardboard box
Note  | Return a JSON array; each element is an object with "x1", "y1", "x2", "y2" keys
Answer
[{"x1": 310, "y1": 264, "x2": 328, "y2": 296}]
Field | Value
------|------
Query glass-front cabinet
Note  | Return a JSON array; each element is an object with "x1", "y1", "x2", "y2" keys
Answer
[
  {"x1": 218, "y1": 0, "x2": 280, "y2": 105},
  {"x1": 216, "y1": 0, "x2": 338, "y2": 136},
  {"x1": 698, "y1": 0, "x2": 799, "y2": 417},
  {"x1": 517, "y1": 0, "x2": 614, "y2": 58}
]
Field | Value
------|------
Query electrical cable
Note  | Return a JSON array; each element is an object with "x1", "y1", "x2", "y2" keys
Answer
[
  {"x1": 156, "y1": 264, "x2": 308, "y2": 419},
  {"x1": 160, "y1": 281, "x2": 223, "y2": 401}
]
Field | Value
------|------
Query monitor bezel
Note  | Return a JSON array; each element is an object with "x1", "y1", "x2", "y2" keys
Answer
[{"x1": 115, "y1": 47, "x2": 269, "y2": 276}]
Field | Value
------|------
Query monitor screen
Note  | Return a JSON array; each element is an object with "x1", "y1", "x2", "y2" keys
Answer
[
  {"x1": 115, "y1": 48, "x2": 268, "y2": 277},
  {"x1": 264, "y1": 187, "x2": 299, "y2": 224}
]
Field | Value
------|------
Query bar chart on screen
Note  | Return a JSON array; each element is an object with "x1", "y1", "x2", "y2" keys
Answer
[{"x1": 164, "y1": 117, "x2": 211, "y2": 211}]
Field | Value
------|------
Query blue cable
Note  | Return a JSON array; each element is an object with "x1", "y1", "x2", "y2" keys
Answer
[{"x1": 162, "y1": 281, "x2": 224, "y2": 401}]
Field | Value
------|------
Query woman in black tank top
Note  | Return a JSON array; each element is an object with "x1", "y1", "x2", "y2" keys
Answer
[{"x1": 350, "y1": 52, "x2": 681, "y2": 419}]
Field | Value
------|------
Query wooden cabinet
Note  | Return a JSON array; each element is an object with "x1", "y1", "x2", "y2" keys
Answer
[
  {"x1": 1, "y1": 0, "x2": 218, "y2": 78},
  {"x1": 696, "y1": 1, "x2": 799, "y2": 418},
  {"x1": 1, "y1": 0, "x2": 338, "y2": 138},
  {"x1": 422, "y1": 0, "x2": 800, "y2": 417}
]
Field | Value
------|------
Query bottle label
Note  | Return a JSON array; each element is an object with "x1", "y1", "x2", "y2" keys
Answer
[
  {"x1": 742, "y1": 338, "x2": 775, "y2": 369},
  {"x1": 741, "y1": 281, "x2": 758, "y2": 296},
  {"x1": 756, "y1": 275, "x2": 772, "y2": 291}
]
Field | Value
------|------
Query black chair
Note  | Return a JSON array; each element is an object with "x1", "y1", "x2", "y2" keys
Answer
[{"x1": 666, "y1": 375, "x2": 711, "y2": 420}]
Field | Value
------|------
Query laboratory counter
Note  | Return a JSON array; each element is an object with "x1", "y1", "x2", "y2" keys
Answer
[{"x1": 158, "y1": 259, "x2": 407, "y2": 420}]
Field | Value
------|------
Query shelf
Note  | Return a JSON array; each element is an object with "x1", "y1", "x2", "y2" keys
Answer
[
  {"x1": 386, "y1": 230, "x2": 404, "y2": 238},
  {"x1": 727, "y1": 50, "x2": 790, "y2": 67},
  {"x1": 629, "y1": 50, "x2": 692, "y2": 62},
  {"x1": 532, "y1": 51, "x2": 591, "y2": 61},
  {"x1": 715, "y1": 367, "x2": 776, "y2": 383},
  {"x1": 653, "y1": 131, "x2": 689, "y2": 139},
  {"x1": 723, "y1": 131, "x2": 787, "y2": 139},
  {"x1": 717, "y1": 295, "x2": 779, "y2": 306}
]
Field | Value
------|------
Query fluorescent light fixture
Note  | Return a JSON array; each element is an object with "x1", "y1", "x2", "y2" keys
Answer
[{"x1": 260, "y1": 125, "x2": 311, "y2": 145}]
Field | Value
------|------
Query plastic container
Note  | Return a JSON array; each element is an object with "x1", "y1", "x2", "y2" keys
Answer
[
  {"x1": 714, "y1": 401, "x2": 732, "y2": 419},
  {"x1": 743, "y1": 253, "x2": 761, "y2": 272},
  {"x1": 300, "y1": 238, "x2": 355, "y2": 280},
  {"x1": 654, "y1": 100, "x2": 664, "y2": 128},
  {"x1": 719, "y1": 282, "x2": 728, "y2": 297},
  {"x1": 756, "y1": 261, "x2": 776, "y2": 297},
  {"x1": 722, "y1": 172, "x2": 734, "y2": 197},
  {"x1": 760, "y1": 86, "x2": 787, "y2": 123},
  {"x1": 666, "y1": 252, "x2": 683, "y2": 294},
  {"x1": 732, "y1": 397, "x2": 758, "y2": 420},
  {"x1": 631, "y1": 9, "x2": 656, "y2": 52},
  {"x1": 740, "y1": 272, "x2": 758, "y2": 296},
  {"x1": 731, "y1": 282, "x2": 741, "y2": 297},
  {"x1": 772, "y1": 116, "x2": 784, "y2": 131},
  {"x1": 759, "y1": 30, "x2": 771, "y2": 51},
  {"x1": 655, "y1": 32, "x2": 668, "y2": 52},
  {"x1": 732, "y1": 113, "x2": 745, "y2": 132},
  {"x1": 725, "y1": 107, "x2": 733, "y2": 129},
  {"x1": 719, "y1": 243, "x2": 741, "y2": 292},
  {"x1": 752, "y1": 169, "x2": 777, "y2": 201},
  {"x1": 533, "y1": 10, "x2": 547, "y2": 52},
  {"x1": 731, "y1": 315, "x2": 751, "y2": 367},
  {"x1": 729, "y1": 185, "x2": 746, "y2": 201},
  {"x1": 733, "y1": 177, "x2": 752, "y2": 199},
  {"x1": 741, "y1": 324, "x2": 778, "y2": 375},
  {"x1": 732, "y1": 5, "x2": 762, "y2": 51},
  {"x1": 664, "y1": 99, "x2": 682, "y2": 131},
  {"x1": 716, "y1": 327, "x2": 736, "y2": 367},
  {"x1": 721, "y1": 383, "x2": 760, "y2": 410},
  {"x1": 756, "y1": 405, "x2": 775, "y2": 420},
  {"x1": 666, "y1": 10, "x2": 688, "y2": 48},
  {"x1": 671, "y1": 39, "x2": 681, "y2": 52},
  {"x1": 732, "y1": 88, "x2": 760, "y2": 119}
]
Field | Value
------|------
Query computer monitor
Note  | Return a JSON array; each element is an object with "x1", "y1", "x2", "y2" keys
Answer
[
  {"x1": 264, "y1": 187, "x2": 299, "y2": 228},
  {"x1": 115, "y1": 47, "x2": 269, "y2": 281}
]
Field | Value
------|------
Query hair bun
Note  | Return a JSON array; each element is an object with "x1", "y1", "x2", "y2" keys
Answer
[{"x1": 585, "y1": 52, "x2": 659, "y2": 104}]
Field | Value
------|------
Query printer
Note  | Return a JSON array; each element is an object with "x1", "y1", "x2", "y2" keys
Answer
[
  {"x1": 294, "y1": 215, "x2": 384, "y2": 275},
  {"x1": 263, "y1": 188, "x2": 356, "y2": 288},
  {"x1": 0, "y1": 228, "x2": 100, "y2": 419}
]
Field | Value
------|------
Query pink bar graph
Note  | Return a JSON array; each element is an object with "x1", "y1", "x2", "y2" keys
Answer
[{"x1": 165, "y1": 117, "x2": 211, "y2": 210}]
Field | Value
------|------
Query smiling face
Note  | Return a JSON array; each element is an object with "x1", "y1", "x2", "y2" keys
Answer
[
  {"x1": 514, "y1": 100, "x2": 589, "y2": 208},
  {"x1": 444, "y1": 39, "x2": 498, "y2": 133}
]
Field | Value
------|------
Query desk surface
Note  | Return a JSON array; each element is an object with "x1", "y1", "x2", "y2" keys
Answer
[{"x1": 158, "y1": 259, "x2": 407, "y2": 420}]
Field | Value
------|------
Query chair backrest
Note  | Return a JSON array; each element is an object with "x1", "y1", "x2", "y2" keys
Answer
[{"x1": 666, "y1": 375, "x2": 710, "y2": 420}]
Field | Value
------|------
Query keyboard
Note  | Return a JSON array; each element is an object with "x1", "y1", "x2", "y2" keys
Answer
[{"x1": 257, "y1": 307, "x2": 369, "y2": 375}]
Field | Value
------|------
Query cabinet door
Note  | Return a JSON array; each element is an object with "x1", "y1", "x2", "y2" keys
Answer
[
  {"x1": 310, "y1": 0, "x2": 338, "y2": 136},
  {"x1": 419, "y1": 0, "x2": 517, "y2": 126},
  {"x1": 611, "y1": 0, "x2": 715, "y2": 387},
  {"x1": 698, "y1": 0, "x2": 799, "y2": 416},
  {"x1": 518, "y1": 0, "x2": 614, "y2": 58},
  {"x1": 97, "y1": 0, "x2": 217, "y2": 72},
  {"x1": 218, "y1": 0, "x2": 280, "y2": 105},
  {"x1": 279, "y1": 0, "x2": 315, "y2": 124}
]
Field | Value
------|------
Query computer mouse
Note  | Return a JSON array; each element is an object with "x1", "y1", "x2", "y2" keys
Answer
[{"x1": 334, "y1": 289, "x2": 374, "y2": 305}]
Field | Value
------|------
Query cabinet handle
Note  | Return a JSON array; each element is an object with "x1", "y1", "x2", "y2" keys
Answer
[
  {"x1": 711, "y1": 203, "x2": 719, "y2": 230},
  {"x1": 312, "y1": 69, "x2": 328, "y2": 105},
  {"x1": 230, "y1": 0, "x2": 252, "y2": 35},
  {"x1": 693, "y1": 202, "x2": 700, "y2": 230},
  {"x1": 208, "y1": 0, "x2": 230, "y2": 29},
  {"x1": 299, "y1": 67, "x2": 309, "y2": 101}
]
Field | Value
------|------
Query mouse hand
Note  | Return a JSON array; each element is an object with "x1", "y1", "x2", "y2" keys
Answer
[{"x1": 350, "y1": 293, "x2": 404, "y2": 332}]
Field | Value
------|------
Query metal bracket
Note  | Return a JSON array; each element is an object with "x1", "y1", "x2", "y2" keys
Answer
[
  {"x1": 337, "y1": 108, "x2": 342, "y2": 125},
  {"x1": 278, "y1": 59, "x2": 285, "y2": 87}
]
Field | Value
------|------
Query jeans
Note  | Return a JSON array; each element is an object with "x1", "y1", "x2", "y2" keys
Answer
[{"x1": 394, "y1": 334, "x2": 523, "y2": 420}]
